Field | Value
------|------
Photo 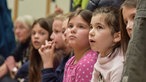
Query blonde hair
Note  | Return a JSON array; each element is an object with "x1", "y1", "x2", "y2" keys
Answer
[{"x1": 15, "y1": 15, "x2": 35, "y2": 28}]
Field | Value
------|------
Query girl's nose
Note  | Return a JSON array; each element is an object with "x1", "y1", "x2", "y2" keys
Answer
[
  {"x1": 70, "y1": 26, "x2": 76, "y2": 34},
  {"x1": 50, "y1": 33, "x2": 55, "y2": 40},
  {"x1": 89, "y1": 29, "x2": 95, "y2": 37},
  {"x1": 34, "y1": 33, "x2": 39, "y2": 39},
  {"x1": 126, "y1": 22, "x2": 133, "y2": 32}
]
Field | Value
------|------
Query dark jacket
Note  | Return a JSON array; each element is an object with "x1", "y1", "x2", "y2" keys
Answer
[
  {"x1": 86, "y1": 0, "x2": 124, "y2": 11},
  {"x1": 42, "y1": 54, "x2": 72, "y2": 82},
  {"x1": 0, "y1": 55, "x2": 4, "y2": 66},
  {"x1": 12, "y1": 38, "x2": 30, "y2": 64},
  {"x1": 0, "y1": 0, "x2": 16, "y2": 58},
  {"x1": 16, "y1": 53, "x2": 72, "y2": 82},
  {"x1": 121, "y1": 0, "x2": 146, "y2": 82},
  {"x1": 15, "y1": 61, "x2": 29, "y2": 79}
]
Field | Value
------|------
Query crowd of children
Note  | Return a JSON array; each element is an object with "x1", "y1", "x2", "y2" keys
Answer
[{"x1": 1, "y1": 0, "x2": 146, "y2": 82}]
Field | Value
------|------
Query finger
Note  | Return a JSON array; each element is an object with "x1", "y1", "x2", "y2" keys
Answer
[
  {"x1": 38, "y1": 48, "x2": 44, "y2": 56},
  {"x1": 45, "y1": 40, "x2": 49, "y2": 45},
  {"x1": 51, "y1": 42, "x2": 56, "y2": 50},
  {"x1": 40, "y1": 45, "x2": 45, "y2": 52}
]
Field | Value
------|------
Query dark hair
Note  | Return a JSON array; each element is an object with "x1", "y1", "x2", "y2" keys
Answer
[
  {"x1": 68, "y1": 9, "x2": 92, "y2": 26},
  {"x1": 29, "y1": 18, "x2": 53, "y2": 82},
  {"x1": 120, "y1": 0, "x2": 137, "y2": 54},
  {"x1": 31, "y1": 18, "x2": 53, "y2": 40},
  {"x1": 93, "y1": 7, "x2": 121, "y2": 51}
]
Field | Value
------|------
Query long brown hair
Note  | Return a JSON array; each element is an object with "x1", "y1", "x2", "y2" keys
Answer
[
  {"x1": 119, "y1": 0, "x2": 137, "y2": 54},
  {"x1": 29, "y1": 18, "x2": 53, "y2": 82}
]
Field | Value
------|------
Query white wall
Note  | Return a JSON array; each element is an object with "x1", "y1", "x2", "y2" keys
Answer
[{"x1": 7, "y1": 0, "x2": 70, "y2": 19}]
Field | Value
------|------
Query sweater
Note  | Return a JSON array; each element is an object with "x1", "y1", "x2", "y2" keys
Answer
[{"x1": 91, "y1": 48, "x2": 124, "y2": 82}]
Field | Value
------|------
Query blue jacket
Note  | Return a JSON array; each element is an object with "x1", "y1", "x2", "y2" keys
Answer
[
  {"x1": 0, "y1": 56, "x2": 4, "y2": 66},
  {"x1": 0, "y1": 0, "x2": 16, "y2": 58},
  {"x1": 42, "y1": 54, "x2": 72, "y2": 82},
  {"x1": 16, "y1": 61, "x2": 29, "y2": 79}
]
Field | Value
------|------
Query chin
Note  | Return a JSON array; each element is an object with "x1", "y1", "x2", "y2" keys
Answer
[
  {"x1": 34, "y1": 46, "x2": 40, "y2": 50},
  {"x1": 90, "y1": 47, "x2": 98, "y2": 51}
]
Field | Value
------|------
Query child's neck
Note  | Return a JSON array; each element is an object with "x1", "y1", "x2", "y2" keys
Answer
[
  {"x1": 73, "y1": 47, "x2": 90, "y2": 64},
  {"x1": 100, "y1": 48, "x2": 113, "y2": 57}
]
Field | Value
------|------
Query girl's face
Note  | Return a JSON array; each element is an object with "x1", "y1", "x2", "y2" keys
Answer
[
  {"x1": 122, "y1": 6, "x2": 136, "y2": 37},
  {"x1": 51, "y1": 19, "x2": 65, "y2": 49},
  {"x1": 62, "y1": 19, "x2": 70, "y2": 45},
  {"x1": 68, "y1": 15, "x2": 90, "y2": 49},
  {"x1": 89, "y1": 14, "x2": 120, "y2": 54},
  {"x1": 14, "y1": 21, "x2": 30, "y2": 43},
  {"x1": 31, "y1": 23, "x2": 49, "y2": 49}
]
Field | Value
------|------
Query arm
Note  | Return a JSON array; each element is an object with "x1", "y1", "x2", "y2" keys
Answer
[
  {"x1": 41, "y1": 68, "x2": 63, "y2": 82},
  {"x1": 39, "y1": 40, "x2": 62, "y2": 82}
]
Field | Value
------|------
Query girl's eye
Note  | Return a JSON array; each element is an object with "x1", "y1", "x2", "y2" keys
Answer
[
  {"x1": 62, "y1": 28, "x2": 66, "y2": 33},
  {"x1": 131, "y1": 14, "x2": 135, "y2": 20},
  {"x1": 90, "y1": 25, "x2": 93, "y2": 29},
  {"x1": 40, "y1": 32, "x2": 45, "y2": 35},
  {"x1": 31, "y1": 31, "x2": 35, "y2": 35},
  {"x1": 96, "y1": 26, "x2": 103, "y2": 30},
  {"x1": 54, "y1": 30, "x2": 59, "y2": 33},
  {"x1": 78, "y1": 25, "x2": 84, "y2": 28},
  {"x1": 124, "y1": 20, "x2": 128, "y2": 25},
  {"x1": 68, "y1": 24, "x2": 73, "y2": 28}
]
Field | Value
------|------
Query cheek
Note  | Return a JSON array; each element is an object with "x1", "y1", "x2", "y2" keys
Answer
[
  {"x1": 78, "y1": 31, "x2": 89, "y2": 43},
  {"x1": 95, "y1": 34, "x2": 114, "y2": 51},
  {"x1": 78, "y1": 30, "x2": 89, "y2": 38},
  {"x1": 41, "y1": 35, "x2": 49, "y2": 44},
  {"x1": 21, "y1": 29, "x2": 30, "y2": 36}
]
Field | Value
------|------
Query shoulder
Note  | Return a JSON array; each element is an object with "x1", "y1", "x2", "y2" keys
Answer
[
  {"x1": 65, "y1": 56, "x2": 75, "y2": 67},
  {"x1": 77, "y1": 50, "x2": 98, "y2": 70}
]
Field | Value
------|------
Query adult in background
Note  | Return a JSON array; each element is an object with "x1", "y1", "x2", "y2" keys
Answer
[{"x1": 0, "y1": 0, "x2": 16, "y2": 58}]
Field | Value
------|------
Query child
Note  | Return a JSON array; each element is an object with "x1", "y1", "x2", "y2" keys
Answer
[
  {"x1": 63, "y1": 9, "x2": 98, "y2": 82},
  {"x1": 120, "y1": 0, "x2": 137, "y2": 54},
  {"x1": 119, "y1": 0, "x2": 143, "y2": 81},
  {"x1": 5, "y1": 15, "x2": 34, "y2": 77},
  {"x1": 39, "y1": 14, "x2": 73, "y2": 82},
  {"x1": 29, "y1": 18, "x2": 53, "y2": 82},
  {"x1": 89, "y1": 7, "x2": 124, "y2": 82}
]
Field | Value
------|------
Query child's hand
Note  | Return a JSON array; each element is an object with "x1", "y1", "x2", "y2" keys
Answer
[{"x1": 39, "y1": 40, "x2": 55, "y2": 68}]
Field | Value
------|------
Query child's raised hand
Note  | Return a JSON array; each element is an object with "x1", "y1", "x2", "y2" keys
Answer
[{"x1": 39, "y1": 40, "x2": 56, "y2": 68}]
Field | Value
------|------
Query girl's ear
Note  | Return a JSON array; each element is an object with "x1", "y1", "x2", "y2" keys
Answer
[{"x1": 113, "y1": 32, "x2": 121, "y2": 43}]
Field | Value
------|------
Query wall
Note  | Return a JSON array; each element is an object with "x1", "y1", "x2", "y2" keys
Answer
[{"x1": 7, "y1": 0, "x2": 70, "y2": 19}]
